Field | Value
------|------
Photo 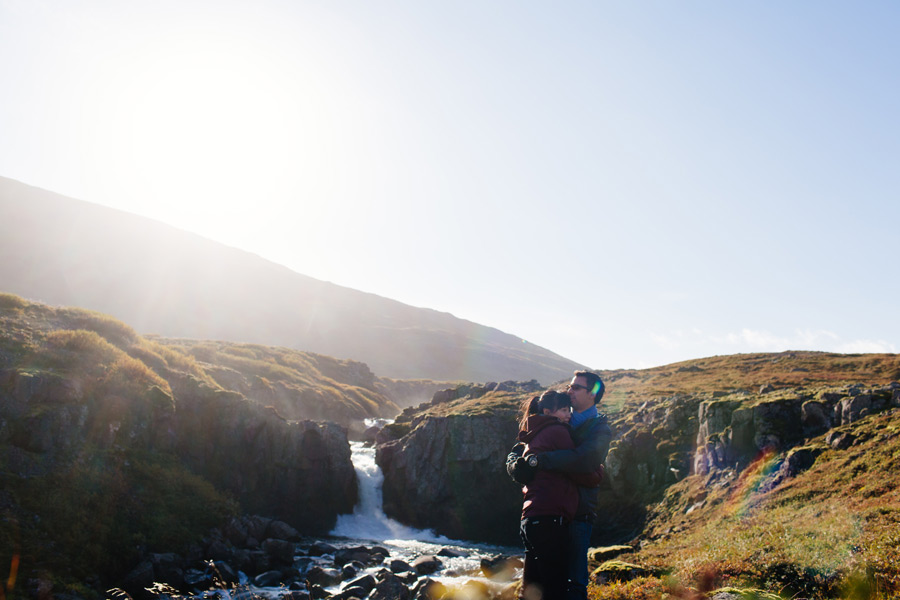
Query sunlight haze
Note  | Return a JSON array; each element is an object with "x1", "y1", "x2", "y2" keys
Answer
[{"x1": 2, "y1": 0, "x2": 898, "y2": 370}]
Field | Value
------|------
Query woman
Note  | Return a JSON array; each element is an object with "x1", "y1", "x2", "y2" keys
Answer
[{"x1": 516, "y1": 390, "x2": 580, "y2": 600}]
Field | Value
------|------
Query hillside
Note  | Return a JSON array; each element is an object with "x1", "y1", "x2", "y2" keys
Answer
[
  {"x1": 0, "y1": 175, "x2": 584, "y2": 384},
  {"x1": 0, "y1": 293, "x2": 405, "y2": 427},
  {"x1": 375, "y1": 352, "x2": 900, "y2": 598},
  {"x1": 5, "y1": 291, "x2": 900, "y2": 598},
  {"x1": 0, "y1": 293, "x2": 404, "y2": 590}
]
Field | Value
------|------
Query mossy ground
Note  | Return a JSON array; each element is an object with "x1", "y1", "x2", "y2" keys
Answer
[{"x1": 586, "y1": 408, "x2": 900, "y2": 600}]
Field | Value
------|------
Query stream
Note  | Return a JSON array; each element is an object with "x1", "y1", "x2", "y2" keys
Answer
[{"x1": 237, "y1": 440, "x2": 521, "y2": 598}]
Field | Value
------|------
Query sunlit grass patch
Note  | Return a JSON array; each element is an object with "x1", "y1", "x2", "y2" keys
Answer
[
  {"x1": 102, "y1": 354, "x2": 172, "y2": 399},
  {"x1": 57, "y1": 307, "x2": 137, "y2": 346},
  {"x1": 128, "y1": 338, "x2": 217, "y2": 387},
  {"x1": 589, "y1": 575, "x2": 666, "y2": 600},
  {"x1": 43, "y1": 328, "x2": 121, "y2": 368},
  {"x1": 0, "y1": 291, "x2": 29, "y2": 312}
]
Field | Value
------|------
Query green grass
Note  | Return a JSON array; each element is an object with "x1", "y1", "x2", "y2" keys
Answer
[
  {"x1": 2, "y1": 450, "x2": 236, "y2": 582},
  {"x1": 0, "y1": 292, "x2": 29, "y2": 312},
  {"x1": 0, "y1": 296, "x2": 401, "y2": 594},
  {"x1": 587, "y1": 409, "x2": 900, "y2": 600}
]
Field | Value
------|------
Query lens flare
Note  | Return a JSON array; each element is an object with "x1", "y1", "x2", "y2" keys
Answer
[{"x1": 725, "y1": 447, "x2": 781, "y2": 519}]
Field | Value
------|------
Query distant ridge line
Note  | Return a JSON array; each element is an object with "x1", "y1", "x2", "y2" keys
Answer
[{"x1": 0, "y1": 175, "x2": 586, "y2": 383}]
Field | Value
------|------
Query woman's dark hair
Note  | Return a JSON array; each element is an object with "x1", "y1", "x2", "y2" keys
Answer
[{"x1": 518, "y1": 390, "x2": 572, "y2": 430}]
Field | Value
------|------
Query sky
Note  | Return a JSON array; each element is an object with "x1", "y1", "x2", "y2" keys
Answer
[{"x1": 1, "y1": 0, "x2": 898, "y2": 370}]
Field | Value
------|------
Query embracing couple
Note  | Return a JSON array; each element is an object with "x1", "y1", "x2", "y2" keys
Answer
[{"x1": 506, "y1": 371, "x2": 612, "y2": 600}]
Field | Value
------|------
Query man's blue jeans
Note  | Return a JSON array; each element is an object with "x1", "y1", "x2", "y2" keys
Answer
[{"x1": 567, "y1": 520, "x2": 592, "y2": 600}]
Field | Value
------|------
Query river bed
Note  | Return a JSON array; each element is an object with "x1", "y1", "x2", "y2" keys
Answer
[{"x1": 224, "y1": 441, "x2": 522, "y2": 598}]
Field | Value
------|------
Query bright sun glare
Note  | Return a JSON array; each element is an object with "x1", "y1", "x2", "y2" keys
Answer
[{"x1": 77, "y1": 23, "x2": 361, "y2": 237}]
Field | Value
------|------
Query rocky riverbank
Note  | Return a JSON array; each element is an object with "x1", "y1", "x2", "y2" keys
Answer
[{"x1": 108, "y1": 516, "x2": 523, "y2": 600}]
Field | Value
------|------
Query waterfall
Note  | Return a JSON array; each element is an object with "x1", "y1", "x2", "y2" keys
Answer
[{"x1": 330, "y1": 441, "x2": 447, "y2": 543}]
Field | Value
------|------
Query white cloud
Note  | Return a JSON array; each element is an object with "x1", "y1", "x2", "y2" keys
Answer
[
  {"x1": 651, "y1": 327, "x2": 897, "y2": 357},
  {"x1": 836, "y1": 339, "x2": 899, "y2": 353},
  {"x1": 720, "y1": 328, "x2": 840, "y2": 350}
]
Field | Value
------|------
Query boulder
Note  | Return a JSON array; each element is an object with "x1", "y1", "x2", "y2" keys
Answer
[
  {"x1": 762, "y1": 446, "x2": 824, "y2": 492},
  {"x1": 183, "y1": 568, "x2": 214, "y2": 591},
  {"x1": 390, "y1": 559, "x2": 414, "y2": 573},
  {"x1": 370, "y1": 546, "x2": 390, "y2": 563},
  {"x1": 411, "y1": 579, "x2": 447, "y2": 600},
  {"x1": 840, "y1": 395, "x2": 872, "y2": 424},
  {"x1": 590, "y1": 560, "x2": 651, "y2": 583},
  {"x1": 606, "y1": 428, "x2": 669, "y2": 497},
  {"x1": 150, "y1": 553, "x2": 184, "y2": 589},
  {"x1": 334, "y1": 546, "x2": 374, "y2": 567},
  {"x1": 308, "y1": 542, "x2": 338, "y2": 556},
  {"x1": 370, "y1": 572, "x2": 410, "y2": 600},
  {"x1": 752, "y1": 398, "x2": 803, "y2": 451},
  {"x1": 253, "y1": 570, "x2": 284, "y2": 587},
  {"x1": 437, "y1": 547, "x2": 469, "y2": 558},
  {"x1": 696, "y1": 400, "x2": 740, "y2": 446},
  {"x1": 801, "y1": 401, "x2": 831, "y2": 437},
  {"x1": 826, "y1": 430, "x2": 856, "y2": 450},
  {"x1": 211, "y1": 561, "x2": 239, "y2": 586},
  {"x1": 268, "y1": 519, "x2": 301, "y2": 541},
  {"x1": 480, "y1": 555, "x2": 521, "y2": 580},
  {"x1": 342, "y1": 574, "x2": 376, "y2": 595},
  {"x1": 337, "y1": 586, "x2": 369, "y2": 600},
  {"x1": 263, "y1": 538, "x2": 295, "y2": 565},
  {"x1": 588, "y1": 546, "x2": 634, "y2": 562},
  {"x1": 307, "y1": 584, "x2": 331, "y2": 600},
  {"x1": 120, "y1": 560, "x2": 154, "y2": 599},
  {"x1": 412, "y1": 555, "x2": 443, "y2": 575},
  {"x1": 306, "y1": 566, "x2": 343, "y2": 588}
]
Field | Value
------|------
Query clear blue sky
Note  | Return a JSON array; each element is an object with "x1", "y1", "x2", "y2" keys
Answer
[{"x1": 2, "y1": 0, "x2": 898, "y2": 369}]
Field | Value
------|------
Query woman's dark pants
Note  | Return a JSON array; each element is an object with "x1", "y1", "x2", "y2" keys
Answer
[{"x1": 519, "y1": 517, "x2": 571, "y2": 600}]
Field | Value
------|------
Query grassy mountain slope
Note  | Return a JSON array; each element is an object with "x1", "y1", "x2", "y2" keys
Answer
[
  {"x1": 597, "y1": 351, "x2": 900, "y2": 413},
  {"x1": 0, "y1": 293, "x2": 400, "y2": 425},
  {"x1": 1, "y1": 293, "x2": 402, "y2": 591},
  {"x1": 624, "y1": 406, "x2": 900, "y2": 599},
  {"x1": 391, "y1": 352, "x2": 900, "y2": 599},
  {"x1": 0, "y1": 175, "x2": 584, "y2": 383}
]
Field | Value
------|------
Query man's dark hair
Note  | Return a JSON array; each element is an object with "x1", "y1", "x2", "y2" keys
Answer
[{"x1": 574, "y1": 370, "x2": 605, "y2": 403}]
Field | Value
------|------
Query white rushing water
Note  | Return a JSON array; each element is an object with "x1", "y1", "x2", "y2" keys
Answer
[
  {"x1": 216, "y1": 437, "x2": 520, "y2": 599},
  {"x1": 331, "y1": 442, "x2": 448, "y2": 543},
  {"x1": 328, "y1": 441, "x2": 519, "y2": 581}
]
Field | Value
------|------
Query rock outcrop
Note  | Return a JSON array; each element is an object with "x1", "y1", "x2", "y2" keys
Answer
[
  {"x1": 169, "y1": 373, "x2": 357, "y2": 534},
  {"x1": 692, "y1": 384, "x2": 898, "y2": 476},
  {"x1": 0, "y1": 366, "x2": 357, "y2": 542},
  {"x1": 0, "y1": 368, "x2": 177, "y2": 474},
  {"x1": 376, "y1": 413, "x2": 521, "y2": 545}
]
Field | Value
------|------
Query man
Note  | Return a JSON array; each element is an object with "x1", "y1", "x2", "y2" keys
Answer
[{"x1": 508, "y1": 371, "x2": 611, "y2": 600}]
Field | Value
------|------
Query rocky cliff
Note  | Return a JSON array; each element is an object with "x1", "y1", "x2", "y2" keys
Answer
[
  {"x1": 374, "y1": 382, "x2": 537, "y2": 545},
  {"x1": 0, "y1": 294, "x2": 360, "y2": 586},
  {"x1": 377, "y1": 413, "x2": 521, "y2": 544},
  {"x1": 165, "y1": 372, "x2": 357, "y2": 533},
  {"x1": 372, "y1": 369, "x2": 900, "y2": 550}
]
